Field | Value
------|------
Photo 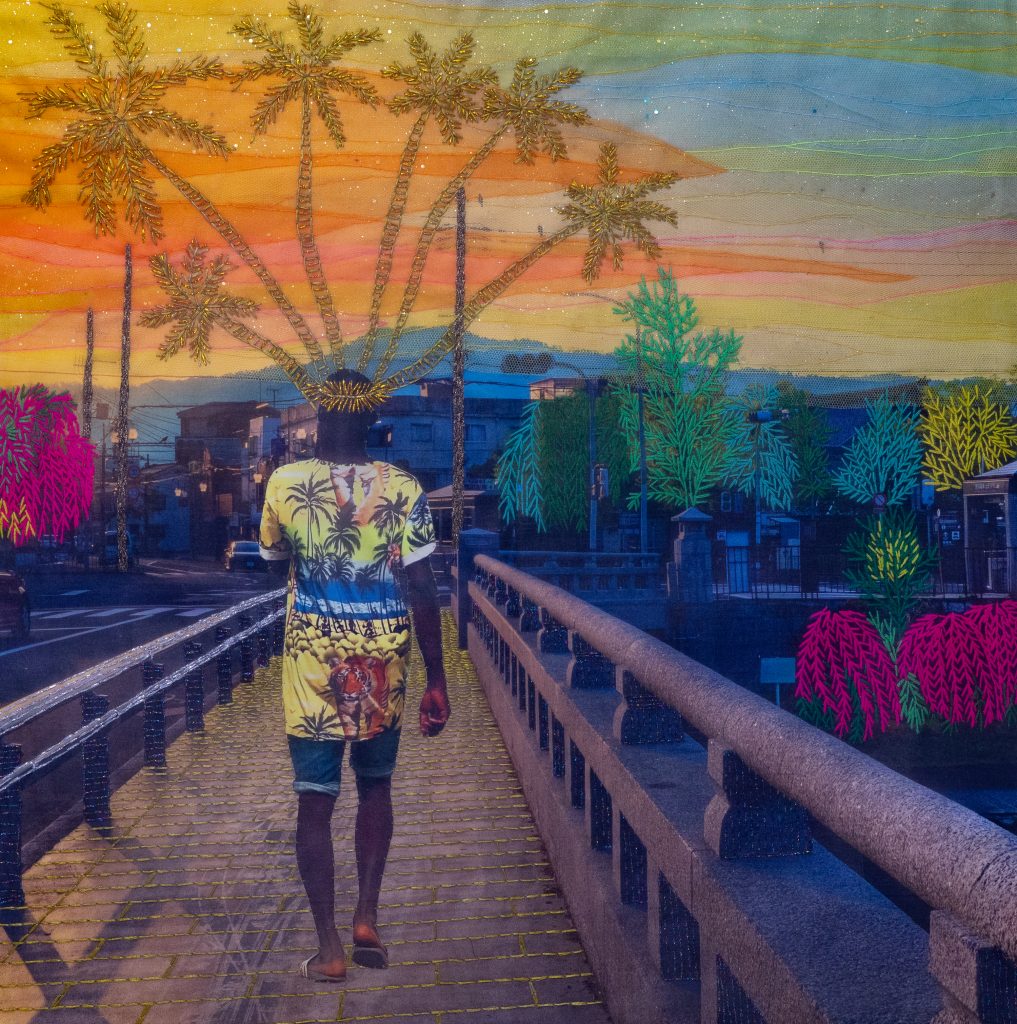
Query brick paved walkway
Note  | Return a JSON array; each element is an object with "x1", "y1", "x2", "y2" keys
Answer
[{"x1": 0, "y1": 612, "x2": 610, "y2": 1024}]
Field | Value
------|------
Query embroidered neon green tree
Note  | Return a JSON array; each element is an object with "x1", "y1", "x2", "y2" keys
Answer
[
  {"x1": 920, "y1": 384, "x2": 1017, "y2": 491},
  {"x1": 612, "y1": 268, "x2": 745, "y2": 511}
]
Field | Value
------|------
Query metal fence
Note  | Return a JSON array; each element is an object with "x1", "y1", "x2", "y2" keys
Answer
[
  {"x1": 715, "y1": 544, "x2": 1005, "y2": 599},
  {"x1": 0, "y1": 588, "x2": 286, "y2": 906}
]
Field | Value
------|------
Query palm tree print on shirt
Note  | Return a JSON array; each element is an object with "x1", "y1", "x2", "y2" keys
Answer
[{"x1": 261, "y1": 458, "x2": 435, "y2": 742}]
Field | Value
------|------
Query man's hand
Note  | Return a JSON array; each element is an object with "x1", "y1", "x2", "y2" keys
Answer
[{"x1": 419, "y1": 683, "x2": 450, "y2": 737}]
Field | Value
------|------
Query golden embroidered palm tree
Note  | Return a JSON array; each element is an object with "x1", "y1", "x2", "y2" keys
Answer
[
  {"x1": 21, "y1": 1, "x2": 325, "y2": 371},
  {"x1": 357, "y1": 32, "x2": 495, "y2": 371},
  {"x1": 370, "y1": 56, "x2": 589, "y2": 379},
  {"x1": 140, "y1": 241, "x2": 311, "y2": 392},
  {"x1": 384, "y1": 142, "x2": 679, "y2": 390},
  {"x1": 231, "y1": 3, "x2": 381, "y2": 370}
]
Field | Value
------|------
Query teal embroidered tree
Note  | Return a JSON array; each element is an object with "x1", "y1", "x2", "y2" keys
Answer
[
  {"x1": 612, "y1": 268, "x2": 745, "y2": 511},
  {"x1": 727, "y1": 384, "x2": 800, "y2": 511},
  {"x1": 497, "y1": 402, "x2": 545, "y2": 532},
  {"x1": 833, "y1": 394, "x2": 922, "y2": 508},
  {"x1": 496, "y1": 391, "x2": 633, "y2": 533},
  {"x1": 776, "y1": 380, "x2": 834, "y2": 508}
]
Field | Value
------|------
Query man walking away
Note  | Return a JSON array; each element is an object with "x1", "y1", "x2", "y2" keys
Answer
[{"x1": 260, "y1": 370, "x2": 451, "y2": 982}]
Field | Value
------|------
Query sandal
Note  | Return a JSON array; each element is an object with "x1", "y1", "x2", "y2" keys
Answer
[
  {"x1": 299, "y1": 955, "x2": 346, "y2": 983},
  {"x1": 352, "y1": 936, "x2": 389, "y2": 969}
]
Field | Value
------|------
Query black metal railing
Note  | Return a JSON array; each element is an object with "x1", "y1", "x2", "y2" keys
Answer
[{"x1": 0, "y1": 589, "x2": 285, "y2": 906}]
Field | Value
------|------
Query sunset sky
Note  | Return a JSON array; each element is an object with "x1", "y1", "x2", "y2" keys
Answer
[{"x1": 0, "y1": 0, "x2": 1014, "y2": 389}]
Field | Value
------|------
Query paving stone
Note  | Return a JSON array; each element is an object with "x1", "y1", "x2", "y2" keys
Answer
[
  {"x1": 339, "y1": 977, "x2": 535, "y2": 1017},
  {"x1": 4, "y1": 616, "x2": 608, "y2": 1024}
]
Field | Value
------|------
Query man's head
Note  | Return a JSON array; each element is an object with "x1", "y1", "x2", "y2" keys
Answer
[{"x1": 316, "y1": 370, "x2": 379, "y2": 458}]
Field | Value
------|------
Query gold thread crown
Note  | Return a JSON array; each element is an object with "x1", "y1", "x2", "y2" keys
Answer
[{"x1": 305, "y1": 375, "x2": 392, "y2": 412}]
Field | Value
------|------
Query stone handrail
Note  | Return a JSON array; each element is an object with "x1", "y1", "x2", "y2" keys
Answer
[{"x1": 470, "y1": 553, "x2": 1016, "y2": 1024}]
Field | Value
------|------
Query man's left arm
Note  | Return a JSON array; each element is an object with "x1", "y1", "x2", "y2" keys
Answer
[{"x1": 405, "y1": 557, "x2": 450, "y2": 736}]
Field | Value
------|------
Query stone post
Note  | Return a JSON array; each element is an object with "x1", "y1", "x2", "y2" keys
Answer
[
  {"x1": 703, "y1": 741, "x2": 811, "y2": 859},
  {"x1": 669, "y1": 508, "x2": 714, "y2": 604},
  {"x1": 456, "y1": 528, "x2": 500, "y2": 649},
  {"x1": 930, "y1": 910, "x2": 1017, "y2": 1024}
]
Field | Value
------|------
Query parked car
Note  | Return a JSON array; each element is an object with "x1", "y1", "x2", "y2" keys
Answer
[
  {"x1": 100, "y1": 529, "x2": 135, "y2": 568},
  {"x1": 0, "y1": 571, "x2": 30, "y2": 641},
  {"x1": 224, "y1": 540, "x2": 266, "y2": 572}
]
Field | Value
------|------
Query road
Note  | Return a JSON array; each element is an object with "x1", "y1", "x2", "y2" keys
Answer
[{"x1": 0, "y1": 558, "x2": 279, "y2": 706}]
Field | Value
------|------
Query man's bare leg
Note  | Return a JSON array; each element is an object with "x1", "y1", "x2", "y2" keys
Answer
[
  {"x1": 352, "y1": 775, "x2": 393, "y2": 960},
  {"x1": 295, "y1": 792, "x2": 347, "y2": 978}
]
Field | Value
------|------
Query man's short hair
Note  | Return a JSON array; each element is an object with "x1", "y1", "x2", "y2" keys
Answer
[{"x1": 317, "y1": 370, "x2": 379, "y2": 452}]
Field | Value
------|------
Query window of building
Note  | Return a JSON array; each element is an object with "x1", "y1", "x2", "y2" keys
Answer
[
  {"x1": 465, "y1": 423, "x2": 487, "y2": 444},
  {"x1": 410, "y1": 422, "x2": 433, "y2": 443}
]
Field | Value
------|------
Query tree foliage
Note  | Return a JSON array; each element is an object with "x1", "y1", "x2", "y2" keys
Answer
[
  {"x1": 843, "y1": 509, "x2": 937, "y2": 652},
  {"x1": 920, "y1": 384, "x2": 1017, "y2": 491},
  {"x1": 612, "y1": 268, "x2": 745, "y2": 511},
  {"x1": 726, "y1": 384, "x2": 800, "y2": 511},
  {"x1": 22, "y1": 3, "x2": 680, "y2": 411},
  {"x1": 0, "y1": 386, "x2": 95, "y2": 546},
  {"x1": 496, "y1": 390, "x2": 633, "y2": 533},
  {"x1": 832, "y1": 394, "x2": 922, "y2": 507},
  {"x1": 496, "y1": 401, "x2": 545, "y2": 532},
  {"x1": 795, "y1": 608, "x2": 901, "y2": 740},
  {"x1": 776, "y1": 381, "x2": 834, "y2": 506}
]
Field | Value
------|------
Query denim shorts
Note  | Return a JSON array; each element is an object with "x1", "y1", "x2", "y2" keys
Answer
[{"x1": 287, "y1": 729, "x2": 401, "y2": 798}]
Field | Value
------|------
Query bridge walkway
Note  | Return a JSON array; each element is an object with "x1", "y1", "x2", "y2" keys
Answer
[{"x1": 0, "y1": 612, "x2": 610, "y2": 1024}]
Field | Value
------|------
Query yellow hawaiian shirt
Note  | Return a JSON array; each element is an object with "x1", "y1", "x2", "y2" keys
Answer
[{"x1": 259, "y1": 459, "x2": 436, "y2": 742}]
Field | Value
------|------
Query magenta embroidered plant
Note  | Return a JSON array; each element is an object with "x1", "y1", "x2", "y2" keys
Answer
[
  {"x1": 0, "y1": 386, "x2": 95, "y2": 546},
  {"x1": 795, "y1": 608, "x2": 900, "y2": 740},
  {"x1": 798, "y1": 600, "x2": 1017, "y2": 739},
  {"x1": 898, "y1": 601, "x2": 1017, "y2": 728}
]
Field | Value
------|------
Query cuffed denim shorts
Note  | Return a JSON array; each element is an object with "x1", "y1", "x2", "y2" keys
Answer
[{"x1": 287, "y1": 729, "x2": 401, "y2": 798}]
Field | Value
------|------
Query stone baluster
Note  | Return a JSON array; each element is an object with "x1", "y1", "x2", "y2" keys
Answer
[
  {"x1": 142, "y1": 660, "x2": 166, "y2": 768},
  {"x1": 0, "y1": 744, "x2": 24, "y2": 907},
  {"x1": 650, "y1": 866, "x2": 700, "y2": 983},
  {"x1": 184, "y1": 641, "x2": 205, "y2": 733},
  {"x1": 703, "y1": 741, "x2": 811, "y2": 859},
  {"x1": 494, "y1": 578, "x2": 508, "y2": 606},
  {"x1": 614, "y1": 670, "x2": 684, "y2": 745},
  {"x1": 566, "y1": 630, "x2": 615, "y2": 689},
  {"x1": 519, "y1": 597, "x2": 540, "y2": 633},
  {"x1": 929, "y1": 911, "x2": 1017, "y2": 1024},
  {"x1": 80, "y1": 693, "x2": 112, "y2": 829},
  {"x1": 506, "y1": 586, "x2": 521, "y2": 618},
  {"x1": 537, "y1": 608, "x2": 569, "y2": 655}
]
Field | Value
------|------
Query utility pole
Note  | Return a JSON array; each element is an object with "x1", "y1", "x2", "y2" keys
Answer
[
  {"x1": 636, "y1": 327, "x2": 648, "y2": 554},
  {"x1": 451, "y1": 186, "x2": 467, "y2": 549},
  {"x1": 82, "y1": 308, "x2": 94, "y2": 441},
  {"x1": 114, "y1": 244, "x2": 132, "y2": 572},
  {"x1": 587, "y1": 376, "x2": 598, "y2": 552}
]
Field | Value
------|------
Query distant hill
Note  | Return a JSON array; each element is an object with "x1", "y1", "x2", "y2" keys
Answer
[{"x1": 68, "y1": 327, "x2": 994, "y2": 462}]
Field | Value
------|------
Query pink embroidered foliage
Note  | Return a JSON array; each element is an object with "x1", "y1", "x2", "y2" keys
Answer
[
  {"x1": 898, "y1": 601, "x2": 1017, "y2": 727},
  {"x1": 795, "y1": 608, "x2": 900, "y2": 739},
  {"x1": 0, "y1": 386, "x2": 95, "y2": 546}
]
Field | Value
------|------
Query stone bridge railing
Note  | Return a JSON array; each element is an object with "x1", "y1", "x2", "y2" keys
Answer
[{"x1": 459, "y1": 554, "x2": 1017, "y2": 1024}]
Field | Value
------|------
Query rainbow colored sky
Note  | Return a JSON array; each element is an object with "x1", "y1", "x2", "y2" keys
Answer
[{"x1": 0, "y1": 0, "x2": 1014, "y2": 388}]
